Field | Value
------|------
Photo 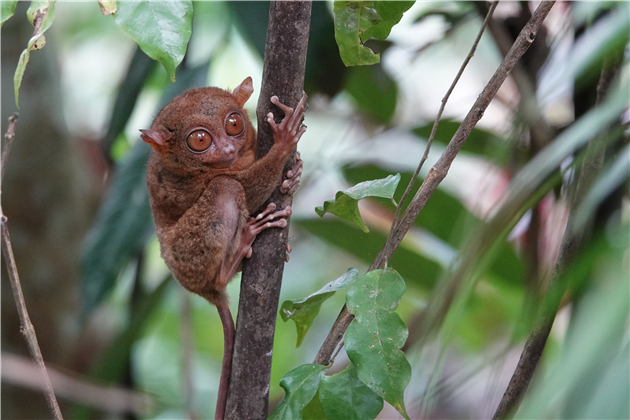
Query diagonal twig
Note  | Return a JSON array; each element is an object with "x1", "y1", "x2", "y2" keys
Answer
[
  {"x1": 391, "y1": 1, "x2": 498, "y2": 230},
  {"x1": 1, "y1": 114, "x2": 64, "y2": 420},
  {"x1": 314, "y1": 1, "x2": 556, "y2": 367}
]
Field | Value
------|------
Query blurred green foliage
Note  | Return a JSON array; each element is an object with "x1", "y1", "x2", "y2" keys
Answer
[{"x1": 1, "y1": 1, "x2": 627, "y2": 419}]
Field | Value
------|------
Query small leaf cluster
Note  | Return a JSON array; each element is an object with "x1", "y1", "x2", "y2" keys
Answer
[{"x1": 275, "y1": 268, "x2": 411, "y2": 420}]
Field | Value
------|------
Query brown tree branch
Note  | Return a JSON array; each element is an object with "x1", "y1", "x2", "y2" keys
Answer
[
  {"x1": 2, "y1": 352, "x2": 152, "y2": 416},
  {"x1": 225, "y1": 2, "x2": 311, "y2": 419},
  {"x1": 314, "y1": 1, "x2": 556, "y2": 367},
  {"x1": 1, "y1": 114, "x2": 64, "y2": 420},
  {"x1": 491, "y1": 55, "x2": 622, "y2": 420}
]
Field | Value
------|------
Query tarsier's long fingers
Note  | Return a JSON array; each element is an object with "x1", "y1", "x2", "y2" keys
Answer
[
  {"x1": 250, "y1": 205, "x2": 292, "y2": 236},
  {"x1": 281, "y1": 152, "x2": 303, "y2": 195},
  {"x1": 267, "y1": 93, "x2": 308, "y2": 145}
]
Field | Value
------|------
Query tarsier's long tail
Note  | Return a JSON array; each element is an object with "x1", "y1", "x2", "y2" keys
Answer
[{"x1": 215, "y1": 305, "x2": 235, "y2": 420}]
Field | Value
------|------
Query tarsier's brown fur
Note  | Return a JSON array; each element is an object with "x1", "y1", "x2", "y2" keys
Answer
[{"x1": 141, "y1": 77, "x2": 306, "y2": 419}]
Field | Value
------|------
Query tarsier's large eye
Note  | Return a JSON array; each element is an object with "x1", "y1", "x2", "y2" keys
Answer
[
  {"x1": 186, "y1": 129, "x2": 212, "y2": 152},
  {"x1": 225, "y1": 113, "x2": 244, "y2": 136}
]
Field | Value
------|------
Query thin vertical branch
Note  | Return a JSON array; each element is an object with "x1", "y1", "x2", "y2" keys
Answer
[
  {"x1": 225, "y1": 2, "x2": 311, "y2": 419},
  {"x1": 1, "y1": 114, "x2": 64, "y2": 420},
  {"x1": 314, "y1": 1, "x2": 556, "y2": 367}
]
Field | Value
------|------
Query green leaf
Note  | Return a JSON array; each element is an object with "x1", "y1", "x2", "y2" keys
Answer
[
  {"x1": 14, "y1": 1, "x2": 55, "y2": 107},
  {"x1": 319, "y1": 364, "x2": 384, "y2": 420},
  {"x1": 315, "y1": 174, "x2": 401, "y2": 232},
  {"x1": 302, "y1": 390, "x2": 329, "y2": 420},
  {"x1": 269, "y1": 364, "x2": 328, "y2": 420},
  {"x1": 114, "y1": 1, "x2": 193, "y2": 82},
  {"x1": 345, "y1": 63, "x2": 397, "y2": 124},
  {"x1": 333, "y1": 1, "x2": 414, "y2": 66},
  {"x1": 345, "y1": 269, "x2": 411, "y2": 420},
  {"x1": 1, "y1": 1, "x2": 17, "y2": 27},
  {"x1": 281, "y1": 268, "x2": 360, "y2": 347},
  {"x1": 296, "y1": 218, "x2": 442, "y2": 292}
]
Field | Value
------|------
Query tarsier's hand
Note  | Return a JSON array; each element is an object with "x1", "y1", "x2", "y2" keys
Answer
[
  {"x1": 267, "y1": 92, "x2": 307, "y2": 152},
  {"x1": 281, "y1": 152, "x2": 303, "y2": 195}
]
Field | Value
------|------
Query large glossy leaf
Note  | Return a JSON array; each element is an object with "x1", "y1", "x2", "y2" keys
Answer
[
  {"x1": 345, "y1": 269, "x2": 411, "y2": 419},
  {"x1": 0, "y1": 1, "x2": 17, "y2": 26},
  {"x1": 268, "y1": 364, "x2": 327, "y2": 420},
  {"x1": 281, "y1": 268, "x2": 360, "y2": 347},
  {"x1": 14, "y1": 1, "x2": 55, "y2": 107},
  {"x1": 315, "y1": 174, "x2": 401, "y2": 233},
  {"x1": 319, "y1": 364, "x2": 384, "y2": 420},
  {"x1": 333, "y1": 1, "x2": 414, "y2": 66},
  {"x1": 114, "y1": 1, "x2": 193, "y2": 82}
]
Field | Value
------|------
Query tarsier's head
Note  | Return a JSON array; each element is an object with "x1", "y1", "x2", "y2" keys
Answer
[{"x1": 141, "y1": 77, "x2": 256, "y2": 173}]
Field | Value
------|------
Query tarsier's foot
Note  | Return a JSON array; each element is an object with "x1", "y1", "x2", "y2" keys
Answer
[
  {"x1": 243, "y1": 203, "x2": 293, "y2": 258},
  {"x1": 281, "y1": 152, "x2": 303, "y2": 195},
  {"x1": 267, "y1": 93, "x2": 308, "y2": 150}
]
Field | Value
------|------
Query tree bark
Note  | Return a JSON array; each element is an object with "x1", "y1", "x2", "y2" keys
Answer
[{"x1": 225, "y1": 2, "x2": 311, "y2": 419}]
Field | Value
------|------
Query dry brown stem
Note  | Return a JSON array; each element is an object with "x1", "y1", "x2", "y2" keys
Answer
[
  {"x1": 314, "y1": 0, "x2": 556, "y2": 367},
  {"x1": 1, "y1": 114, "x2": 64, "y2": 420}
]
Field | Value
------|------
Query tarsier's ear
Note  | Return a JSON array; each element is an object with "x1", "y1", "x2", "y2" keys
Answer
[
  {"x1": 232, "y1": 77, "x2": 254, "y2": 106},
  {"x1": 140, "y1": 129, "x2": 167, "y2": 152}
]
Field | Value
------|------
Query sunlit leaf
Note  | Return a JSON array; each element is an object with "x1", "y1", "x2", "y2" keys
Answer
[
  {"x1": 268, "y1": 364, "x2": 327, "y2": 420},
  {"x1": 114, "y1": 1, "x2": 193, "y2": 82},
  {"x1": 315, "y1": 174, "x2": 401, "y2": 232},
  {"x1": 319, "y1": 364, "x2": 384, "y2": 420},
  {"x1": 14, "y1": 1, "x2": 55, "y2": 107},
  {"x1": 281, "y1": 268, "x2": 360, "y2": 347},
  {"x1": 1, "y1": 1, "x2": 17, "y2": 26},
  {"x1": 345, "y1": 269, "x2": 411, "y2": 420},
  {"x1": 333, "y1": 1, "x2": 414, "y2": 66}
]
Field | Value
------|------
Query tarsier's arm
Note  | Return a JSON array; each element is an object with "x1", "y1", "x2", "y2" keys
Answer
[{"x1": 236, "y1": 94, "x2": 307, "y2": 214}]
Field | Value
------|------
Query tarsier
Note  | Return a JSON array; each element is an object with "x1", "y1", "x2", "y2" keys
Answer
[{"x1": 141, "y1": 77, "x2": 307, "y2": 419}]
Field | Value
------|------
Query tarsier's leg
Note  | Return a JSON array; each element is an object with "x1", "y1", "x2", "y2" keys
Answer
[
  {"x1": 280, "y1": 151, "x2": 303, "y2": 195},
  {"x1": 215, "y1": 203, "x2": 292, "y2": 290}
]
